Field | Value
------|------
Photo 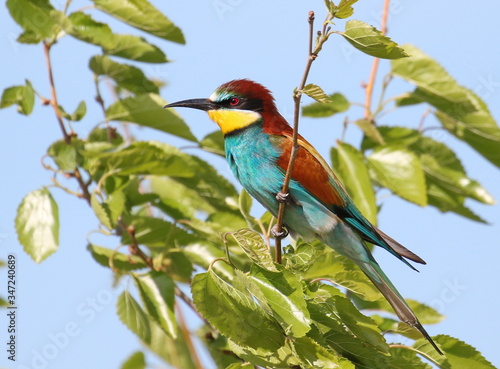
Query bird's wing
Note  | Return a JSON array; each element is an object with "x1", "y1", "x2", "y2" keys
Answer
[{"x1": 272, "y1": 130, "x2": 425, "y2": 266}]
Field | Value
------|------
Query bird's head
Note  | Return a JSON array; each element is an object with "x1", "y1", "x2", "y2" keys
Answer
[{"x1": 164, "y1": 79, "x2": 278, "y2": 135}]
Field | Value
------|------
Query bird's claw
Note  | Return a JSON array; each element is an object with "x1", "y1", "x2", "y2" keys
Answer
[
  {"x1": 276, "y1": 192, "x2": 291, "y2": 203},
  {"x1": 271, "y1": 225, "x2": 289, "y2": 239}
]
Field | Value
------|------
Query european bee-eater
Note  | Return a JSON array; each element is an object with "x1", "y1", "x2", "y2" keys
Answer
[{"x1": 165, "y1": 79, "x2": 442, "y2": 354}]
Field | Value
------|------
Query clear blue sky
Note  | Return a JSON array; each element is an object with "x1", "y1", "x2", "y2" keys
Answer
[{"x1": 1, "y1": 1, "x2": 500, "y2": 368}]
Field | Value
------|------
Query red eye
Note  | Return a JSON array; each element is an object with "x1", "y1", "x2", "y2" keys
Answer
[{"x1": 229, "y1": 97, "x2": 240, "y2": 106}]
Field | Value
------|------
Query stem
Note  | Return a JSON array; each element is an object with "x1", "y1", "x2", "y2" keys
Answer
[
  {"x1": 273, "y1": 11, "x2": 316, "y2": 263},
  {"x1": 93, "y1": 74, "x2": 107, "y2": 117},
  {"x1": 274, "y1": 10, "x2": 333, "y2": 263},
  {"x1": 363, "y1": 0, "x2": 391, "y2": 120},
  {"x1": 43, "y1": 42, "x2": 70, "y2": 143},
  {"x1": 44, "y1": 41, "x2": 91, "y2": 204},
  {"x1": 418, "y1": 107, "x2": 432, "y2": 132},
  {"x1": 175, "y1": 302, "x2": 205, "y2": 369},
  {"x1": 63, "y1": 0, "x2": 73, "y2": 14}
]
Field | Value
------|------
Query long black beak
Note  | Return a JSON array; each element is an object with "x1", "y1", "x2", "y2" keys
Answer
[{"x1": 163, "y1": 98, "x2": 218, "y2": 111}]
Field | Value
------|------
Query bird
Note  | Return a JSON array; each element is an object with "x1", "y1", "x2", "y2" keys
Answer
[{"x1": 164, "y1": 79, "x2": 442, "y2": 354}]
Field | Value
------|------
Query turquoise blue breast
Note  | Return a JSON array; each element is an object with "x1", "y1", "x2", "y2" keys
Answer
[{"x1": 224, "y1": 125, "x2": 321, "y2": 239}]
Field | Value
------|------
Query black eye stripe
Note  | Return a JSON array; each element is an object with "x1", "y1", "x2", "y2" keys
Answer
[{"x1": 220, "y1": 97, "x2": 263, "y2": 112}]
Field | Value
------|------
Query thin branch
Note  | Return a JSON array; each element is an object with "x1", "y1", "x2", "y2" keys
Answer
[
  {"x1": 418, "y1": 107, "x2": 432, "y2": 132},
  {"x1": 93, "y1": 74, "x2": 107, "y2": 117},
  {"x1": 175, "y1": 302, "x2": 205, "y2": 369},
  {"x1": 363, "y1": 0, "x2": 391, "y2": 120},
  {"x1": 44, "y1": 41, "x2": 92, "y2": 204},
  {"x1": 273, "y1": 11, "x2": 316, "y2": 263},
  {"x1": 73, "y1": 167, "x2": 91, "y2": 204},
  {"x1": 43, "y1": 41, "x2": 70, "y2": 143},
  {"x1": 63, "y1": 0, "x2": 73, "y2": 14},
  {"x1": 273, "y1": 11, "x2": 334, "y2": 263}
]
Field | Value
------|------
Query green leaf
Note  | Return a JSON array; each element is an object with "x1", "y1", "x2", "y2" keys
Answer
[
  {"x1": 0, "y1": 80, "x2": 35, "y2": 115},
  {"x1": 387, "y1": 347, "x2": 432, "y2": 368},
  {"x1": 353, "y1": 296, "x2": 444, "y2": 325},
  {"x1": 197, "y1": 328, "x2": 241, "y2": 369},
  {"x1": 395, "y1": 93, "x2": 423, "y2": 107},
  {"x1": 149, "y1": 152, "x2": 239, "y2": 227},
  {"x1": 58, "y1": 12, "x2": 167, "y2": 63},
  {"x1": 420, "y1": 153, "x2": 494, "y2": 205},
  {"x1": 362, "y1": 126, "x2": 495, "y2": 220},
  {"x1": 47, "y1": 139, "x2": 82, "y2": 171},
  {"x1": 168, "y1": 155, "x2": 239, "y2": 210},
  {"x1": 245, "y1": 265, "x2": 311, "y2": 337},
  {"x1": 341, "y1": 20, "x2": 408, "y2": 59},
  {"x1": 117, "y1": 284, "x2": 196, "y2": 369},
  {"x1": 334, "y1": 0, "x2": 359, "y2": 19},
  {"x1": 367, "y1": 145, "x2": 427, "y2": 206},
  {"x1": 0, "y1": 298, "x2": 9, "y2": 307},
  {"x1": 15, "y1": 188, "x2": 59, "y2": 263},
  {"x1": 225, "y1": 363, "x2": 254, "y2": 369},
  {"x1": 184, "y1": 243, "x2": 235, "y2": 282},
  {"x1": 133, "y1": 271, "x2": 177, "y2": 338},
  {"x1": 88, "y1": 127, "x2": 124, "y2": 145},
  {"x1": 116, "y1": 290, "x2": 151, "y2": 343},
  {"x1": 391, "y1": 45, "x2": 500, "y2": 168},
  {"x1": 121, "y1": 215, "x2": 196, "y2": 248},
  {"x1": 89, "y1": 55, "x2": 159, "y2": 95},
  {"x1": 84, "y1": 141, "x2": 197, "y2": 177},
  {"x1": 17, "y1": 30, "x2": 42, "y2": 44},
  {"x1": 435, "y1": 109, "x2": 500, "y2": 168},
  {"x1": 156, "y1": 250, "x2": 194, "y2": 282},
  {"x1": 427, "y1": 183, "x2": 487, "y2": 223},
  {"x1": 324, "y1": 0, "x2": 336, "y2": 14},
  {"x1": 91, "y1": 192, "x2": 113, "y2": 230},
  {"x1": 151, "y1": 177, "x2": 213, "y2": 219},
  {"x1": 106, "y1": 94, "x2": 197, "y2": 141},
  {"x1": 6, "y1": 0, "x2": 57, "y2": 40},
  {"x1": 147, "y1": 322, "x2": 197, "y2": 369},
  {"x1": 361, "y1": 126, "x2": 420, "y2": 151},
  {"x1": 120, "y1": 351, "x2": 145, "y2": 369},
  {"x1": 107, "y1": 189, "x2": 126, "y2": 225},
  {"x1": 228, "y1": 339, "x2": 298, "y2": 368},
  {"x1": 331, "y1": 295, "x2": 389, "y2": 352},
  {"x1": 323, "y1": 330, "x2": 393, "y2": 368},
  {"x1": 354, "y1": 119, "x2": 385, "y2": 145},
  {"x1": 391, "y1": 45, "x2": 477, "y2": 115},
  {"x1": 302, "y1": 84, "x2": 332, "y2": 103},
  {"x1": 192, "y1": 270, "x2": 285, "y2": 350},
  {"x1": 302, "y1": 93, "x2": 349, "y2": 118},
  {"x1": 231, "y1": 229, "x2": 277, "y2": 272},
  {"x1": 331, "y1": 142, "x2": 377, "y2": 224},
  {"x1": 92, "y1": 0, "x2": 185, "y2": 44},
  {"x1": 292, "y1": 336, "x2": 355, "y2": 369},
  {"x1": 200, "y1": 130, "x2": 226, "y2": 156},
  {"x1": 71, "y1": 101, "x2": 87, "y2": 121},
  {"x1": 297, "y1": 242, "x2": 382, "y2": 302},
  {"x1": 87, "y1": 244, "x2": 147, "y2": 270},
  {"x1": 418, "y1": 335, "x2": 496, "y2": 369}
]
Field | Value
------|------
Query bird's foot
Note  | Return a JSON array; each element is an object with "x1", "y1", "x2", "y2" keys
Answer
[
  {"x1": 276, "y1": 192, "x2": 296, "y2": 204},
  {"x1": 271, "y1": 225, "x2": 289, "y2": 239},
  {"x1": 276, "y1": 192, "x2": 289, "y2": 203}
]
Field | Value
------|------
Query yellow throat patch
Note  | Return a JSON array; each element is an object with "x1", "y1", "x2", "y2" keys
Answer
[{"x1": 207, "y1": 109, "x2": 261, "y2": 135}]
